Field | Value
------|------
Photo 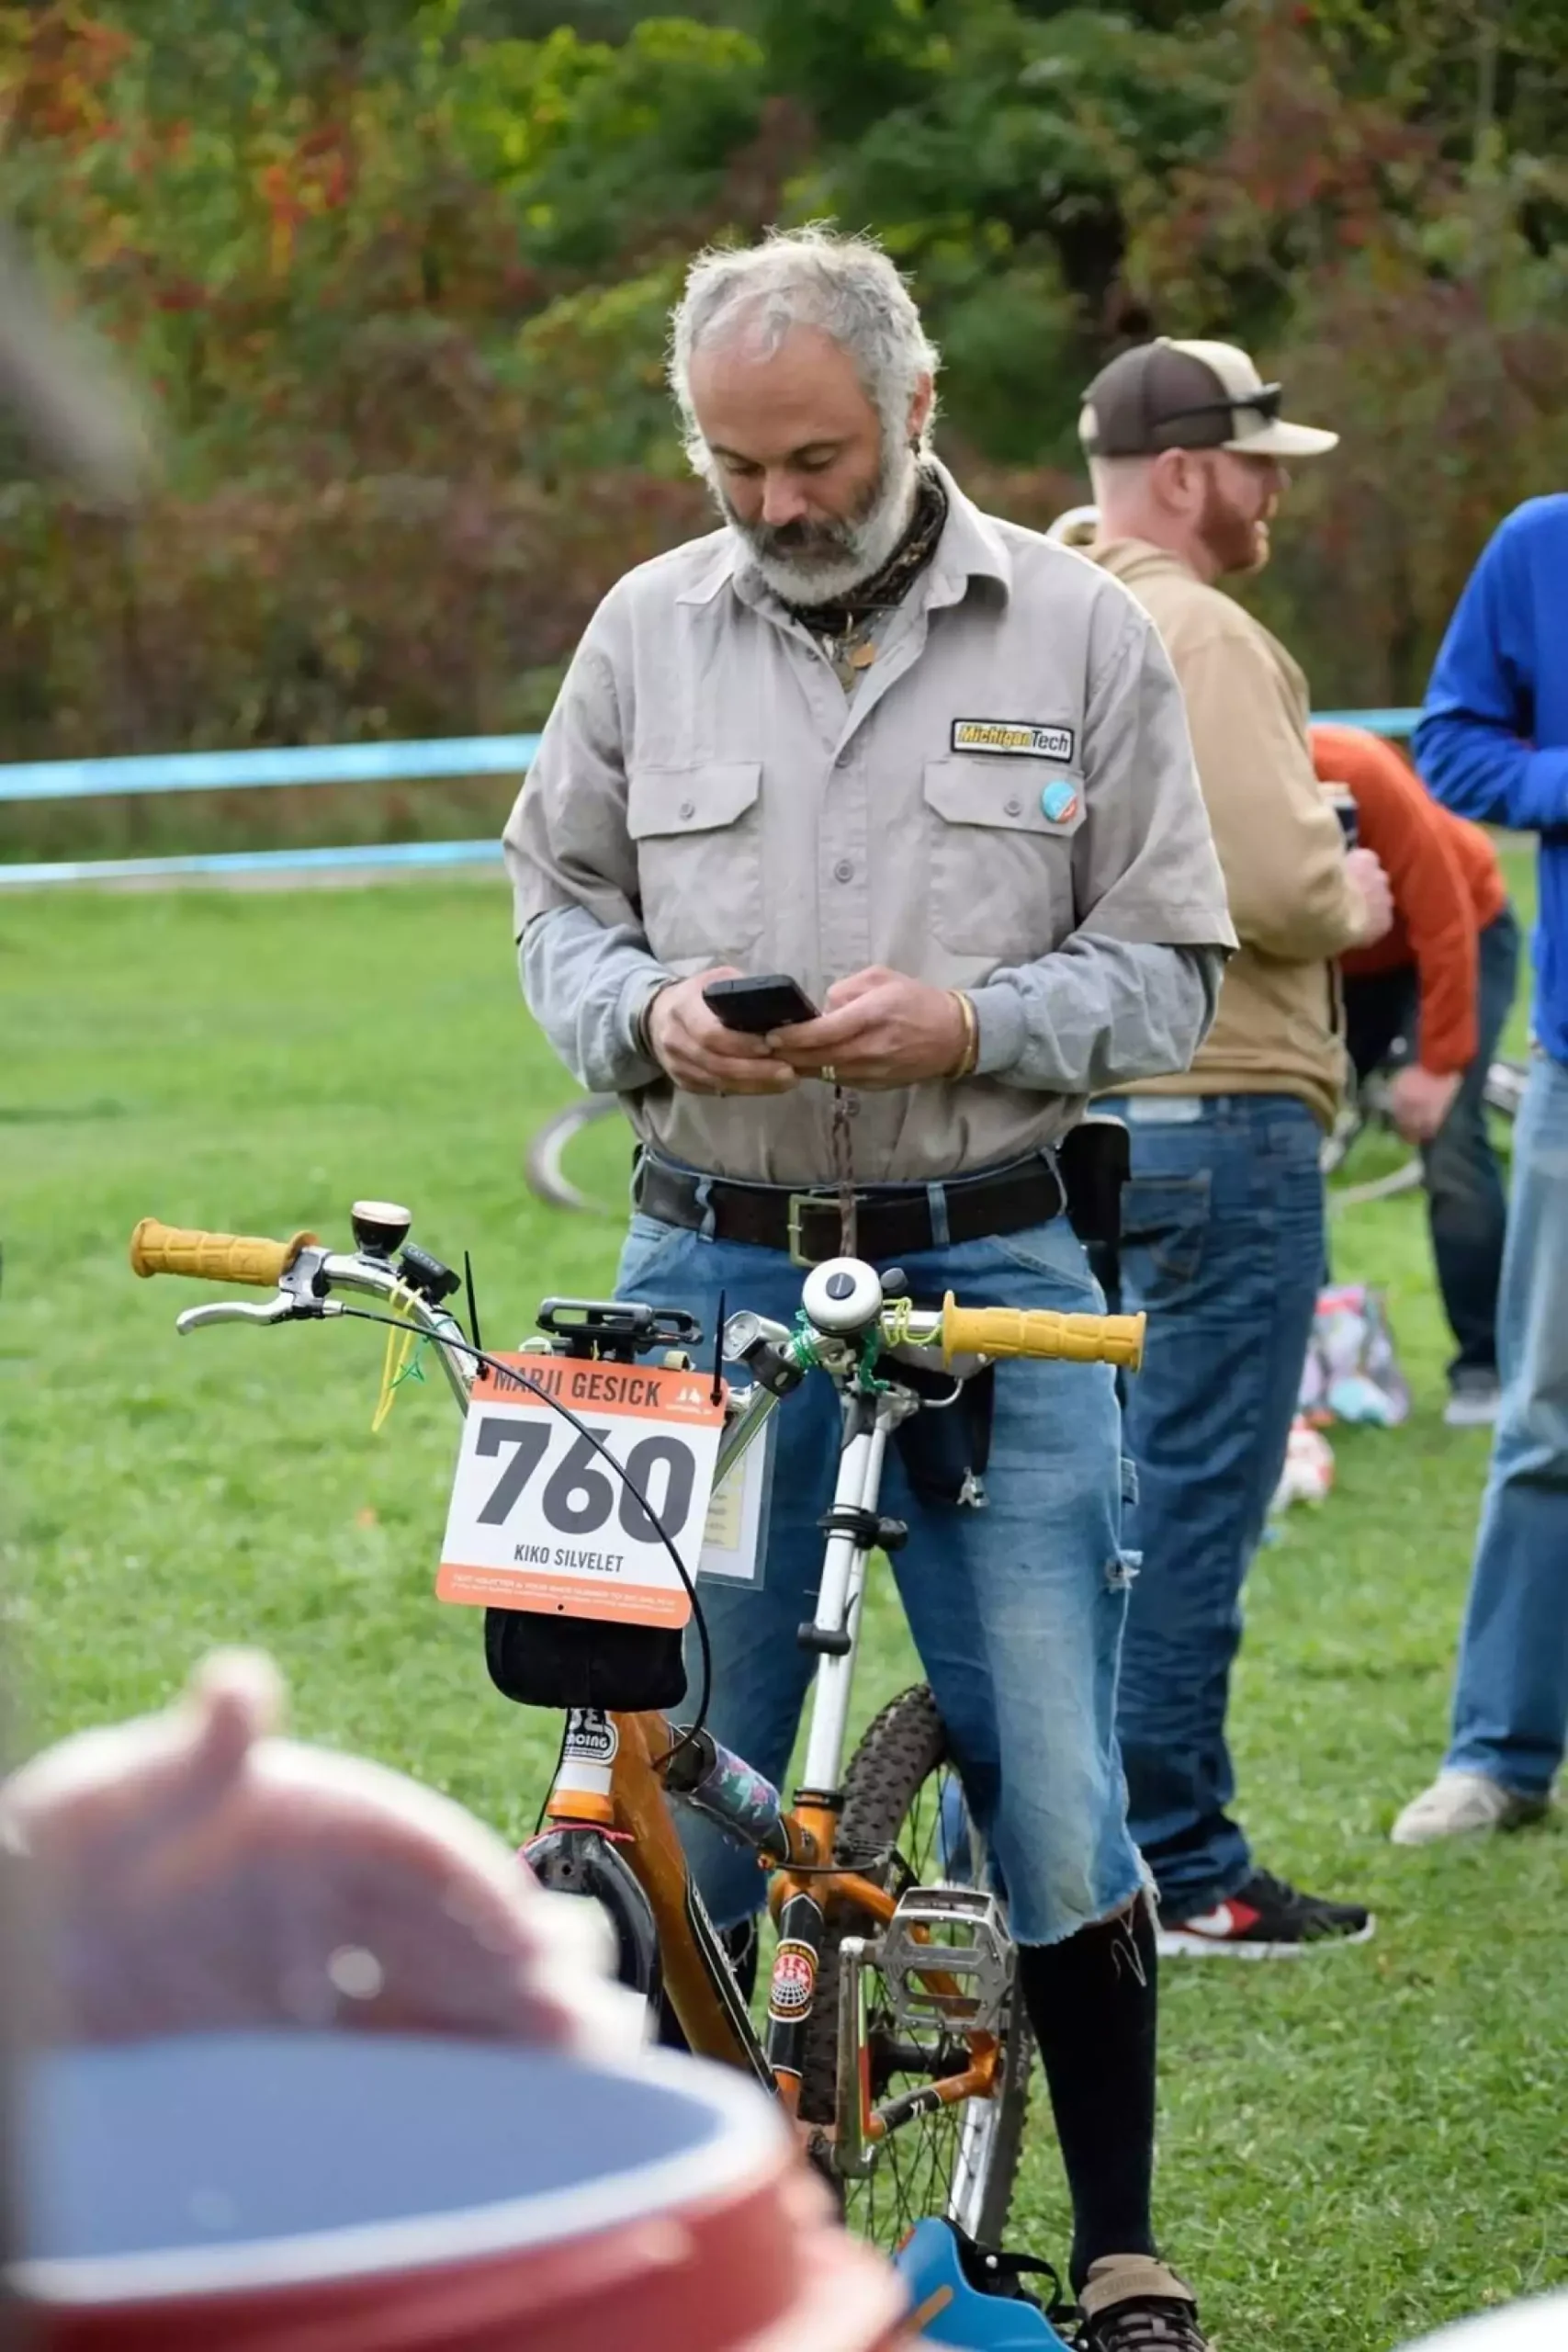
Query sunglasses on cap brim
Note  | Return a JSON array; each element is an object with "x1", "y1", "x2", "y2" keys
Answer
[{"x1": 1156, "y1": 382, "x2": 1285, "y2": 431}]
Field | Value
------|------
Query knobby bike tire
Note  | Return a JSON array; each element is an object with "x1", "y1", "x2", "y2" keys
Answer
[{"x1": 796, "y1": 1682, "x2": 1031, "y2": 2253}]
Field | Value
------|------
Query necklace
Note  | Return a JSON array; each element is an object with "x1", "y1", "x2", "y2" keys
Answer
[{"x1": 784, "y1": 469, "x2": 949, "y2": 678}]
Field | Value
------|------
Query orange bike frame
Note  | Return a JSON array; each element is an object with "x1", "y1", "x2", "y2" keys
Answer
[{"x1": 547, "y1": 1712, "x2": 999, "y2": 2132}]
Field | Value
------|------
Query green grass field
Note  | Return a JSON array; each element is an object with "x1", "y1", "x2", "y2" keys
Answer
[{"x1": 2, "y1": 869, "x2": 1562, "y2": 2352}]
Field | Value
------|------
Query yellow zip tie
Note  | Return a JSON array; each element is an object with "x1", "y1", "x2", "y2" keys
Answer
[
  {"x1": 884, "y1": 1295, "x2": 921, "y2": 1349},
  {"x1": 371, "y1": 1279, "x2": 423, "y2": 1435}
]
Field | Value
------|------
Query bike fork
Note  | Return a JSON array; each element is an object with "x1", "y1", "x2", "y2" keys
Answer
[{"x1": 764, "y1": 1398, "x2": 890, "y2": 2097}]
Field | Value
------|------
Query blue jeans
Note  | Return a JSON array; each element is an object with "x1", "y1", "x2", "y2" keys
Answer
[
  {"x1": 1445, "y1": 1050, "x2": 1568, "y2": 1794},
  {"x1": 614, "y1": 1205, "x2": 1145, "y2": 1947},
  {"x1": 1093, "y1": 1095, "x2": 1325, "y2": 1917},
  {"x1": 1344, "y1": 905, "x2": 1520, "y2": 1379}
]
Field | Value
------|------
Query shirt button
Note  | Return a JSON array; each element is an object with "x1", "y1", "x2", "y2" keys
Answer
[
  {"x1": 833, "y1": 859, "x2": 854, "y2": 884},
  {"x1": 1005, "y1": 795, "x2": 1022, "y2": 817},
  {"x1": 834, "y1": 748, "x2": 852, "y2": 768},
  {"x1": 678, "y1": 798, "x2": 695, "y2": 820}
]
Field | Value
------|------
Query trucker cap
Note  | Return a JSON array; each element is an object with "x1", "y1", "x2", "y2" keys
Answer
[{"x1": 1078, "y1": 336, "x2": 1337, "y2": 460}]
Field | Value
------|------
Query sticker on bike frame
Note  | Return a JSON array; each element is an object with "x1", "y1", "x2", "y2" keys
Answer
[
  {"x1": 696, "y1": 1408, "x2": 775, "y2": 1589},
  {"x1": 562, "y1": 1710, "x2": 619, "y2": 1766},
  {"x1": 767, "y1": 1939, "x2": 818, "y2": 2021},
  {"x1": 436, "y1": 1352, "x2": 725, "y2": 1626}
]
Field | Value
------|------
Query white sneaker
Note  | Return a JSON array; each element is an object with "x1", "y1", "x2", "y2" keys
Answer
[
  {"x1": 1390, "y1": 1770, "x2": 1550, "y2": 1846},
  {"x1": 1443, "y1": 1374, "x2": 1501, "y2": 1429}
]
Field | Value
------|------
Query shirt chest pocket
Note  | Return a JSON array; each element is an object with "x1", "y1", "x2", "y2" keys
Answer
[
  {"x1": 922, "y1": 758, "x2": 1085, "y2": 961},
  {"x1": 626, "y1": 762, "x2": 764, "y2": 967}
]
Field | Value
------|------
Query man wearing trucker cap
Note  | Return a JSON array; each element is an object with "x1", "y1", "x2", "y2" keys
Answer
[{"x1": 1080, "y1": 338, "x2": 1396, "y2": 1957}]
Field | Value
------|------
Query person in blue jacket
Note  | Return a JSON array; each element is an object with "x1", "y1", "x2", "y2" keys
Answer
[{"x1": 1393, "y1": 494, "x2": 1568, "y2": 1845}]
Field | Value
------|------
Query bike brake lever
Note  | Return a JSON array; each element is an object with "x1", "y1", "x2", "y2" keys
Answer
[
  {"x1": 175, "y1": 1298, "x2": 343, "y2": 1336},
  {"x1": 722, "y1": 1310, "x2": 793, "y2": 1355}
]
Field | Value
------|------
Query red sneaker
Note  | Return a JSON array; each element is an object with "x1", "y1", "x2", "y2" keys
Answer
[{"x1": 1156, "y1": 1869, "x2": 1373, "y2": 1958}]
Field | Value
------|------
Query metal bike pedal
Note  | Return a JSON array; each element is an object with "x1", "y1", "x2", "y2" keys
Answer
[{"x1": 877, "y1": 1885, "x2": 1013, "y2": 2034}]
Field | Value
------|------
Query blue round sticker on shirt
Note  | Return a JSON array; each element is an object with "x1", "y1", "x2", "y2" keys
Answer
[{"x1": 1041, "y1": 779, "x2": 1078, "y2": 823}]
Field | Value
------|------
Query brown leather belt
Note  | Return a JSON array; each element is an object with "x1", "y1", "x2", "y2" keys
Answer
[{"x1": 632, "y1": 1151, "x2": 1066, "y2": 1268}]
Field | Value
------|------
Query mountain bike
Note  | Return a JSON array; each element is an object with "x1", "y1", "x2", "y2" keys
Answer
[{"x1": 129, "y1": 1204, "x2": 1145, "y2": 2255}]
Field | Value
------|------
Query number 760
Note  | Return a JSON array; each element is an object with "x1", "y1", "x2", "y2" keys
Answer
[{"x1": 474, "y1": 1417, "x2": 696, "y2": 1544}]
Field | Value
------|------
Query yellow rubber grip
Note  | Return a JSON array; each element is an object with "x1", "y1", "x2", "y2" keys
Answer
[
  {"x1": 129, "y1": 1219, "x2": 318, "y2": 1287},
  {"x1": 942, "y1": 1295, "x2": 1146, "y2": 1373}
]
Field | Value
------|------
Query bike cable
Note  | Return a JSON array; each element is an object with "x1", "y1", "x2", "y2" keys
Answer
[{"x1": 533, "y1": 1716, "x2": 570, "y2": 1838}]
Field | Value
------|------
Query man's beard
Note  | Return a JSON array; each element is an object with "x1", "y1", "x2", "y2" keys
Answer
[
  {"x1": 717, "y1": 436, "x2": 920, "y2": 604},
  {"x1": 1198, "y1": 470, "x2": 1272, "y2": 579}
]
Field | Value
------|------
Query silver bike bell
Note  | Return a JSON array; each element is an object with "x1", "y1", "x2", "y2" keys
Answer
[{"x1": 801, "y1": 1257, "x2": 884, "y2": 1335}]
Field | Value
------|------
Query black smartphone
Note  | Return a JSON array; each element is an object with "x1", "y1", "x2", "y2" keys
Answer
[
  {"x1": 703, "y1": 973, "x2": 819, "y2": 1034},
  {"x1": 1326, "y1": 787, "x2": 1359, "y2": 848}
]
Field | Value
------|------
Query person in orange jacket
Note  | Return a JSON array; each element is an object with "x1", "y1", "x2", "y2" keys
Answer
[{"x1": 1312, "y1": 722, "x2": 1520, "y2": 1426}]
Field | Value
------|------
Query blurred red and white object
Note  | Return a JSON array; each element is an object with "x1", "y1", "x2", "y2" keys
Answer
[
  {"x1": 0, "y1": 1649, "x2": 638, "y2": 2054},
  {"x1": 2, "y1": 1655, "x2": 909, "y2": 2347},
  {"x1": 1270, "y1": 1417, "x2": 1337, "y2": 1514},
  {"x1": 14, "y1": 2033, "x2": 908, "y2": 2351}
]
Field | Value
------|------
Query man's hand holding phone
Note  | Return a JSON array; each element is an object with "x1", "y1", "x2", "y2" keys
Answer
[
  {"x1": 645, "y1": 968, "x2": 802, "y2": 1097},
  {"x1": 651, "y1": 966, "x2": 971, "y2": 1093},
  {"x1": 768, "y1": 967, "x2": 971, "y2": 1088}
]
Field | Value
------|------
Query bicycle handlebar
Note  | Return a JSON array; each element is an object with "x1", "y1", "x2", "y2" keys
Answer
[
  {"x1": 940, "y1": 1297, "x2": 1145, "y2": 1373},
  {"x1": 127, "y1": 1216, "x2": 1145, "y2": 1391},
  {"x1": 130, "y1": 1219, "x2": 319, "y2": 1287}
]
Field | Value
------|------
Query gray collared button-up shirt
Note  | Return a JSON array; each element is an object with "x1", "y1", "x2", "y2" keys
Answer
[{"x1": 505, "y1": 462, "x2": 1235, "y2": 1187}]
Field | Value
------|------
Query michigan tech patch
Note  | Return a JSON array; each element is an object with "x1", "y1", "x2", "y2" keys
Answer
[{"x1": 952, "y1": 718, "x2": 1077, "y2": 763}]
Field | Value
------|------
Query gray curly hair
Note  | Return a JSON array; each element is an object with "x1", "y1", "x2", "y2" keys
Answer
[{"x1": 668, "y1": 224, "x2": 941, "y2": 478}]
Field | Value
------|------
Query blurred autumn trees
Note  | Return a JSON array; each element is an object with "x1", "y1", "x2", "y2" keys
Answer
[{"x1": 2, "y1": 0, "x2": 1566, "y2": 767}]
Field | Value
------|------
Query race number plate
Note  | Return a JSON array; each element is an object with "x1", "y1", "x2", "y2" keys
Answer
[{"x1": 437, "y1": 1353, "x2": 724, "y2": 1626}]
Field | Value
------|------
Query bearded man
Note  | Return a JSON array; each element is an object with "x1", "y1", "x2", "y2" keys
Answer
[
  {"x1": 504, "y1": 230, "x2": 1235, "y2": 2347},
  {"x1": 1077, "y1": 340, "x2": 1395, "y2": 1957}
]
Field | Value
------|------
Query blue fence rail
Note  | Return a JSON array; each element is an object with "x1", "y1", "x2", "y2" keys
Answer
[{"x1": 0, "y1": 710, "x2": 1420, "y2": 888}]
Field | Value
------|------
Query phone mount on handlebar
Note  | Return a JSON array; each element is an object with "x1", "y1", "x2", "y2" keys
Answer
[{"x1": 534, "y1": 1298, "x2": 703, "y2": 1363}]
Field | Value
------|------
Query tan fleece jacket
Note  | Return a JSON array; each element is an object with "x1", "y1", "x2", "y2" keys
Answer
[{"x1": 1092, "y1": 538, "x2": 1369, "y2": 1127}]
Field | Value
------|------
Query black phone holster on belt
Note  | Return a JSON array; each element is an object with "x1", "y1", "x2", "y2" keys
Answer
[{"x1": 1056, "y1": 1116, "x2": 1131, "y2": 1248}]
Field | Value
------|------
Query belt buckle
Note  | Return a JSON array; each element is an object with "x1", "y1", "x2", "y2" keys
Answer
[{"x1": 786, "y1": 1191, "x2": 839, "y2": 1268}]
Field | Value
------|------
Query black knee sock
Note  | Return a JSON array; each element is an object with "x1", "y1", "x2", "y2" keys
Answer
[{"x1": 1015, "y1": 1901, "x2": 1159, "y2": 2292}]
